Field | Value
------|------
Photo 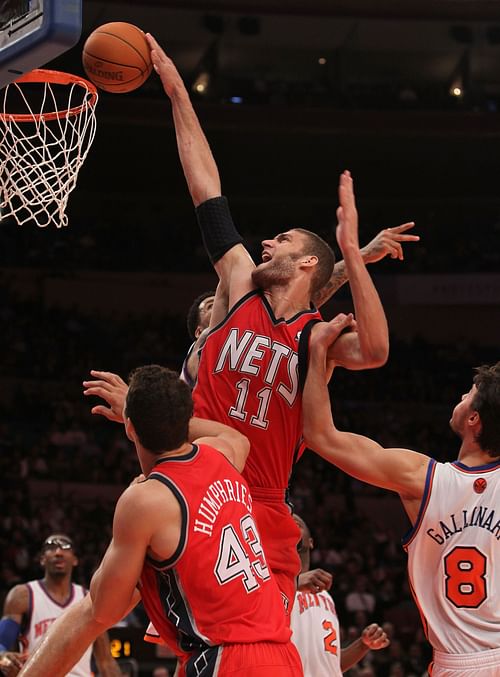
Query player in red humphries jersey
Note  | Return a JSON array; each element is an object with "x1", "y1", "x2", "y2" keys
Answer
[
  {"x1": 143, "y1": 34, "x2": 420, "y2": 615},
  {"x1": 20, "y1": 366, "x2": 302, "y2": 677}
]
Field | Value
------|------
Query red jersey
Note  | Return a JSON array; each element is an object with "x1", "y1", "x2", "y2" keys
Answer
[
  {"x1": 192, "y1": 290, "x2": 321, "y2": 492},
  {"x1": 139, "y1": 443, "x2": 291, "y2": 668}
]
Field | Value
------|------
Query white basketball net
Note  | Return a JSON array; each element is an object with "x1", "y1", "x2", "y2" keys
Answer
[{"x1": 0, "y1": 69, "x2": 98, "y2": 228}]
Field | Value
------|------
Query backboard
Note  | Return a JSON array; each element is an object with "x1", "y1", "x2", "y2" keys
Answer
[{"x1": 0, "y1": 0, "x2": 82, "y2": 89}]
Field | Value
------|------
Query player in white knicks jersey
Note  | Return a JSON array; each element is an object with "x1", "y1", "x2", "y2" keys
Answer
[
  {"x1": 302, "y1": 316, "x2": 500, "y2": 677},
  {"x1": 0, "y1": 534, "x2": 120, "y2": 677},
  {"x1": 290, "y1": 514, "x2": 389, "y2": 676}
]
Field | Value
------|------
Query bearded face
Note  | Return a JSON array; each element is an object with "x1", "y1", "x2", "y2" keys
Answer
[
  {"x1": 252, "y1": 230, "x2": 310, "y2": 290},
  {"x1": 251, "y1": 252, "x2": 299, "y2": 289}
]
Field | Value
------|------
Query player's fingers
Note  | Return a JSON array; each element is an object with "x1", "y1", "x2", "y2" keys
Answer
[
  {"x1": 312, "y1": 573, "x2": 331, "y2": 587},
  {"x1": 390, "y1": 221, "x2": 415, "y2": 233},
  {"x1": 82, "y1": 384, "x2": 114, "y2": 398},
  {"x1": 90, "y1": 405, "x2": 114, "y2": 419},
  {"x1": 90, "y1": 370, "x2": 125, "y2": 385},
  {"x1": 391, "y1": 243, "x2": 403, "y2": 260}
]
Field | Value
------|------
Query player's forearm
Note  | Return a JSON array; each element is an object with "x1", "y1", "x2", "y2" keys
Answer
[
  {"x1": 170, "y1": 90, "x2": 221, "y2": 207},
  {"x1": 340, "y1": 637, "x2": 370, "y2": 672},
  {"x1": 342, "y1": 247, "x2": 388, "y2": 366},
  {"x1": 19, "y1": 600, "x2": 105, "y2": 677},
  {"x1": 303, "y1": 344, "x2": 334, "y2": 450}
]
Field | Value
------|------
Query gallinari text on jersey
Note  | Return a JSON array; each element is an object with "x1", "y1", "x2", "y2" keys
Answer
[{"x1": 427, "y1": 505, "x2": 500, "y2": 544}]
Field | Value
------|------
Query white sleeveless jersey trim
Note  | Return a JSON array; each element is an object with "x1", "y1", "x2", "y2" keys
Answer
[
  {"x1": 404, "y1": 459, "x2": 500, "y2": 654},
  {"x1": 24, "y1": 580, "x2": 93, "y2": 677},
  {"x1": 291, "y1": 590, "x2": 341, "y2": 677}
]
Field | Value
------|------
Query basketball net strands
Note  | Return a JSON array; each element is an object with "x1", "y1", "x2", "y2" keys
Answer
[
  {"x1": 0, "y1": 69, "x2": 98, "y2": 228},
  {"x1": 0, "y1": 0, "x2": 95, "y2": 228}
]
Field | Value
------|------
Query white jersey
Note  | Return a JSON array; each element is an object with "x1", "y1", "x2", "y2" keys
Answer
[
  {"x1": 23, "y1": 580, "x2": 93, "y2": 677},
  {"x1": 291, "y1": 590, "x2": 341, "y2": 677},
  {"x1": 403, "y1": 458, "x2": 500, "y2": 655}
]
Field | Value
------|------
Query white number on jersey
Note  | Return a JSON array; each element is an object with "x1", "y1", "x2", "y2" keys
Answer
[{"x1": 214, "y1": 515, "x2": 270, "y2": 593}]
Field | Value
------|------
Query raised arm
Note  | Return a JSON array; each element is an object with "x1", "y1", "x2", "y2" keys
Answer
[
  {"x1": 313, "y1": 171, "x2": 389, "y2": 370},
  {"x1": 147, "y1": 34, "x2": 255, "y2": 305},
  {"x1": 313, "y1": 222, "x2": 419, "y2": 308},
  {"x1": 303, "y1": 319, "x2": 429, "y2": 519}
]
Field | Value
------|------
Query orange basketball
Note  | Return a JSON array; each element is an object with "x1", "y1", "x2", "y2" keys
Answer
[{"x1": 82, "y1": 22, "x2": 152, "y2": 94}]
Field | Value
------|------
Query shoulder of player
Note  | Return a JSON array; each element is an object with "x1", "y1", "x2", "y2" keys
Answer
[
  {"x1": 3, "y1": 582, "x2": 30, "y2": 614},
  {"x1": 116, "y1": 476, "x2": 179, "y2": 516}
]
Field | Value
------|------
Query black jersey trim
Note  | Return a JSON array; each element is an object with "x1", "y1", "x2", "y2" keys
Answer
[
  {"x1": 297, "y1": 318, "x2": 322, "y2": 392},
  {"x1": 152, "y1": 445, "x2": 199, "y2": 467},
  {"x1": 204, "y1": 289, "x2": 259, "y2": 338},
  {"x1": 206, "y1": 288, "x2": 319, "y2": 336},
  {"x1": 259, "y1": 290, "x2": 319, "y2": 326},
  {"x1": 145, "y1": 476, "x2": 189, "y2": 569}
]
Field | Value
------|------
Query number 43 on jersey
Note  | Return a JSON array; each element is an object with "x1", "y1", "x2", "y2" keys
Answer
[{"x1": 215, "y1": 515, "x2": 271, "y2": 592}]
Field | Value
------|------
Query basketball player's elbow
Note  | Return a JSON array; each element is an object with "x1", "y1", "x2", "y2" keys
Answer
[
  {"x1": 232, "y1": 433, "x2": 250, "y2": 472},
  {"x1": 91, "y1": 602, "x2": 122, "y2": 630},
  {"x1": 303, "y1": 424, "x2": 328, "y2": 456},
  {"x1": 362, "y1": 341, "x2": 389, "y2": 368}
]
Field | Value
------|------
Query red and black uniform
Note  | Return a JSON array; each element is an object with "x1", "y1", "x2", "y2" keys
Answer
[
  {"x1": 192, "y1": 290, "x2": 321, "y2": 610},
  {"x1": 140, "y1": 443, "x2": 302, "y2": 677}
]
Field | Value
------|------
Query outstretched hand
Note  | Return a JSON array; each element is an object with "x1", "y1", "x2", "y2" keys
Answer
[
  {"x1": 146, "y1": 33, "x2": 186, "y2": 99},
  {"x1": 83, "y1": 370, "x2": 128, "y2": 423},
  {"x1": 361, "y1": 623, "x2": 390, "y2": 650},
  {"x1": 361, "y1": 222, "x2": 419, "y2": 263}
]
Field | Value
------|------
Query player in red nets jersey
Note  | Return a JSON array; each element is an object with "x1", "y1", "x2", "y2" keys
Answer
[
  {"x1": 20, "y1": 366, "x2": 302, "y2": 677},
  {"x1": 144, "y1": 34, "x2": 410, "y2": 615}
]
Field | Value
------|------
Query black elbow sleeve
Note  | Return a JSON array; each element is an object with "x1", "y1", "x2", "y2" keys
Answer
[{"x1": 195, "y1": 196, "x2": 243, "y2": 264}]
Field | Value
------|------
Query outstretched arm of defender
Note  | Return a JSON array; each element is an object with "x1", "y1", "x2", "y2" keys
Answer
[
  {"x1": 304, "y1": 319, "x2": 429, "y2": 502},
  {"x1": 313, "y1": 171, "x2": 389, "y2": 370}
]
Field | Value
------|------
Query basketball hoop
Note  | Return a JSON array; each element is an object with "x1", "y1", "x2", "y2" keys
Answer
[{"x1": 0, "y1": 69, "x2": 98, "y2": 228}]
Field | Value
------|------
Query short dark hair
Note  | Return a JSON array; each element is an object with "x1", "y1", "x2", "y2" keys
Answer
[
  {"x1": 125, "y1": 365, "x2": 193, "y2": 454},
  {"x1": 294, "y1": 228, "x2": 335, "y2": 298},
  {"x1": 472, "y1": 362, "x2": 500, "y2": 457},
  {"x1": 186, "y1": 291, "x2": 216, "y2": 341}
]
